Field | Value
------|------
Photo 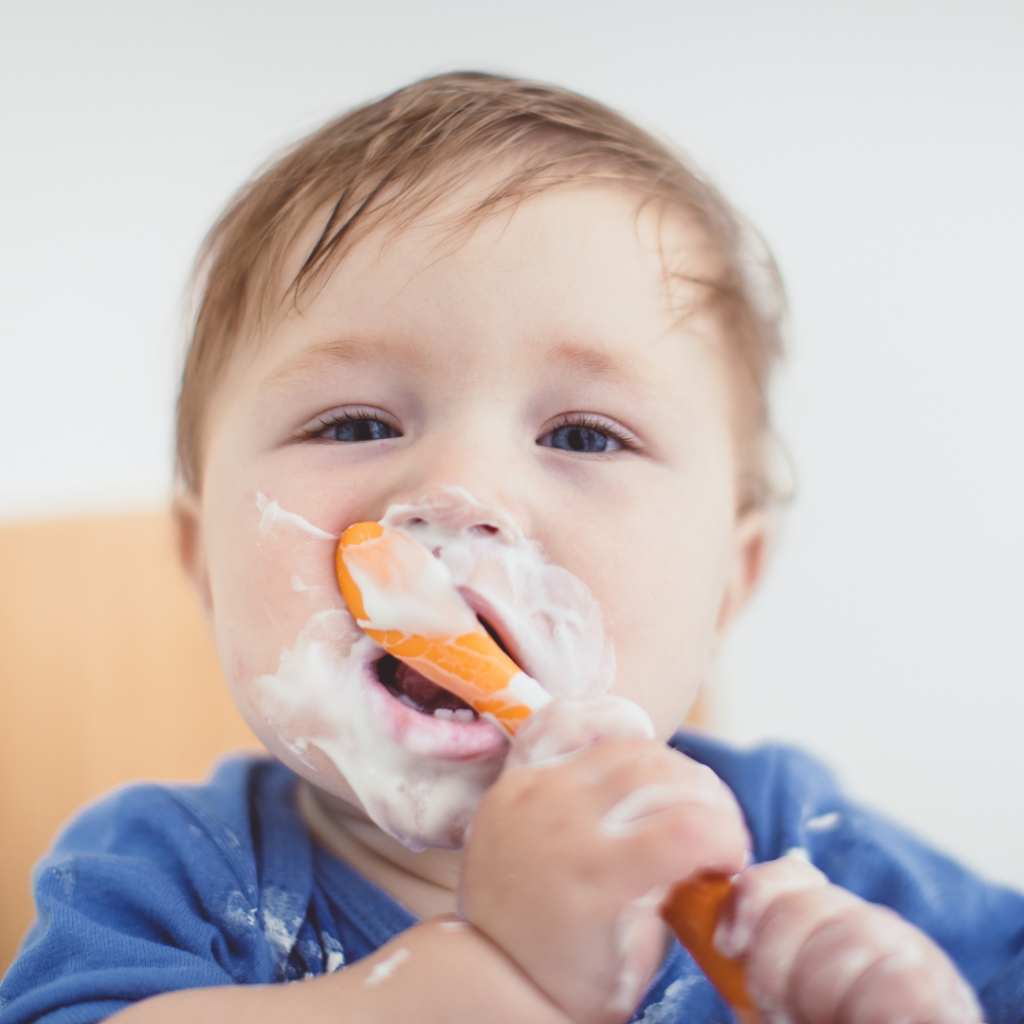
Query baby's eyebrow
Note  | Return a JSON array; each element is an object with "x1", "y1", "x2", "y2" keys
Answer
[
  {"x1": 263, "y1": 336, "x2": 420, "y2": 389},
  {"x1": 547, "y1": 342, "x2": 662, "y2": 400},
  {"x1": 549, "y1": 342, "x2": 639, "y2": 381},
  {"x1": 262, "y1": 336, "x2": 653, "y2": 393}
]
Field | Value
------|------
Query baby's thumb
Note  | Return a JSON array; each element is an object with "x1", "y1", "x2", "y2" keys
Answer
[{"x1": 505, "y1": 694, "x2": 654, "y2": 769}]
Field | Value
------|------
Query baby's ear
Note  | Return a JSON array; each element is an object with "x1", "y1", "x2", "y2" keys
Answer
[
  {"x1": 172, "y1": 486, "x2": 214, "y2": 624},
  {"x1": 714, "y1": 508, "x2": 769, "y2": 640}
]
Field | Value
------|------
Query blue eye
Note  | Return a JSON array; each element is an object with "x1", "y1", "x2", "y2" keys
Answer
[
  {"x1": 327, "y1": 417, "x2": 399, "y2": 442},
  {"x1": 539, "y1": 424, "x2": 620, "y2": 453}
]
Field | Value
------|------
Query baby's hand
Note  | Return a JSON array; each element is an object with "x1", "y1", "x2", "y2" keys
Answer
[
  {"x1": 717, "y1": 854, "x2": 982, "y2": 1024},
  {"x1": 459, "y1": 697, "x2": 750, "y2": 1024}
]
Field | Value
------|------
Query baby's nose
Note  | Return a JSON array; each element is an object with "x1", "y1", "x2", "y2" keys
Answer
[{"x1": 381, "y1": 485, "x2": 523, "y2": 545}]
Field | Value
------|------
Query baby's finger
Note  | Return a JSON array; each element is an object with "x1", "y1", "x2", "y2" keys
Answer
[
  {"x1": 788, "y1": 905, "x2": 919, "y2": 1021},
  {"x1": 797, "y1": 912, "x2": 982, "y2": 1024},
  {"x1": 599, "y1": 764, "x2": 740, "y2": 835},
  {"x1": 505, "y1": 736, "x2": 737, "y2": 835},
  {"x1": 741, "y1": 883, "x2": 865, "y2": 1009},
  {"x1": 506, "y1": 695, "x2": 655, "y2": 769},
  {"x1": 715, "y1": 853, "x2": 828, "y2": 958},
  {"x1": 600, "y1": 786, "x2": 750, "y2": 883},
  {"x1": 737, "y1": 872, "x2": 983, "y2": 1024}
]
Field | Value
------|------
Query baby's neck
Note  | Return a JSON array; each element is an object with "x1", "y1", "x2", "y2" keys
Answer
[{"x1": 297, "y1": 781, "x2": 461, "y2": 919}]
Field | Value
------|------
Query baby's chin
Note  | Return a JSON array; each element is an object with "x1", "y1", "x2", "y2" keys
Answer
[
  {"x1": 271, "y1": 727, "x2": 505, "y2": 850},
  {"x1": 239, "y1": 609, "x2": 509, "y2": 850},
  {"x1": 277, "y1": 743, "x2": 500, "y2": 850}
]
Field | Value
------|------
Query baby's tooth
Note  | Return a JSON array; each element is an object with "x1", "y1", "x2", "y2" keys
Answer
[
  {"x1": 453, "y1": 708, "x2": 475, "y2": 724},
  {"x1": 434, "y1": 707, "x2": 455, "y2": 720}
]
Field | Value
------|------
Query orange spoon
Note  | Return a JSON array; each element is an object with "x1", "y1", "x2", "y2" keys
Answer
[{"x1": 337, "y1": 521, "x2": 757, "y2": 1020}]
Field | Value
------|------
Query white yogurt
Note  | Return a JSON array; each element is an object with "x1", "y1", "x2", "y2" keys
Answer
[
  {"x1": 251, "y1": 486, "x2": 616, "y2": 850},
  {"x1": 382, "y1": 486, "x2": 616, "y2": 697}
]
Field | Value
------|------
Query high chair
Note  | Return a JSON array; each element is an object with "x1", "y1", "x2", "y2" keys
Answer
[{"x1": 0, "y1": 511, "x2": 262, "y2": 972}]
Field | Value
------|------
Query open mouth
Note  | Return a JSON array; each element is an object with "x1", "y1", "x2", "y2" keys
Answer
[{"x1": 373, "y1": 616, "x2": 512, "y2": 723}]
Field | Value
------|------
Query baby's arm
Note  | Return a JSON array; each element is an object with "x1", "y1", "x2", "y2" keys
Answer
[
  {"x1": 2, "y1": 769, "x2": 575, "y2": 1024},
  {"x1": 109, "y1": 917, "x2": 574, "y2": 1024},
  {"x1": 719, "y1": 855, "x2": 982, "y2": 1024}
]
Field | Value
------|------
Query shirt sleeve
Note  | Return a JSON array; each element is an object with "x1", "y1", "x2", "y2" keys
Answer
[
  {"x1": 0, "y1": 762, "x2": 280, "y2": 1024},
  {"x1": 674, "y1": 730, "x2": 1024, "y2": 1024}
]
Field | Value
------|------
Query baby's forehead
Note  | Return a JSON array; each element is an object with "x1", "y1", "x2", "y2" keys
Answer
[{"x1": 270, "y1": 177, "x2": 723, "y2": 328}]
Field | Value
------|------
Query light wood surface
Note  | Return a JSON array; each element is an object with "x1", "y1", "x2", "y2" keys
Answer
[{"x1": 0, "y1": 510, "x2": 263, "y2": 973}]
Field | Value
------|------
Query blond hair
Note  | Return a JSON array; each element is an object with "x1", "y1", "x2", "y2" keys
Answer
[{"x1": 178, "y1": 72, "x2": 785, "y2": 504}]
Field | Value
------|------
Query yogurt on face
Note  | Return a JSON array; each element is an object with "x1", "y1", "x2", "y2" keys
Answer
[
  {"x1": 382, "y1": 487, "x2": 616, "y2": 698},
  {"x1": 255, "y1": 610, "x2": 507, "y2": 849},
  {"x1": 253, "y1": 486, "x2": 614, "y2": 850}
]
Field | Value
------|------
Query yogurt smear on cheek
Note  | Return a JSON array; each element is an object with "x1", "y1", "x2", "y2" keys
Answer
[
  {"x1": 255, "y1": 610, "x2": 508, "y2": 849},
  {"x1": 249, "y1": 488, "x2": 615, "y2": 850}
]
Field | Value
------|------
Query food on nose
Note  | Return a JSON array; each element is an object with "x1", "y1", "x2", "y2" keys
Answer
[{"x1": 335, "y1": 520, "x2": 756, "y2": 1018}]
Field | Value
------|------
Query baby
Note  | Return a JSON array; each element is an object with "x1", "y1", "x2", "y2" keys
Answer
[{"x1": 4, "y1": 73, "x2": 1024, "y2": 1024}]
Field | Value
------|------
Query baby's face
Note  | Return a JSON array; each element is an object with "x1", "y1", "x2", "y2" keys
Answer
[{"x1": 185, "y1": 183, "x2": 763, "y2": 848}]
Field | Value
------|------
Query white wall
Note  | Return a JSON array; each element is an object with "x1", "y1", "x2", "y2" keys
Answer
[{"x1": 2, "y1": 1, "x2": 1022, "y2": 887}]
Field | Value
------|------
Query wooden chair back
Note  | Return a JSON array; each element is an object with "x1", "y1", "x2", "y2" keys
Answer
[{"x1": 0, "y1": 511, "x2": 262, "y2": 972}]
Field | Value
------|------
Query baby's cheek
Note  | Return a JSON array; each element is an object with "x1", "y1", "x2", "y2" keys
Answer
[
  {"x1": 214, "y1": 518, "x2": 345, "y2": 673},
  {"x1": 586, "y1": 529, "x2": 733, "y2": 738},
  {"x1": 222, "y1": 605, "x2": 367, "y2": 783},
  {"x1": 208, "y1": 512, "x2": 357, "y2": 767}
]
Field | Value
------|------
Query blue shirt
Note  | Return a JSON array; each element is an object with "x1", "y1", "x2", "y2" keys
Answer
[{"x1": 4, "y1": 733, "x2": 1024, "y2": 1023}]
